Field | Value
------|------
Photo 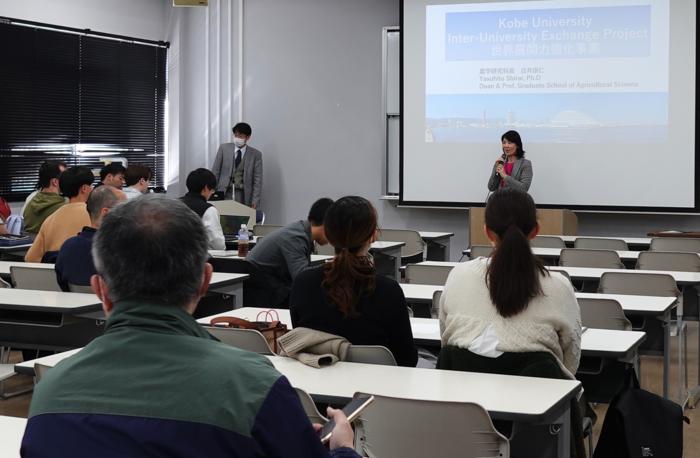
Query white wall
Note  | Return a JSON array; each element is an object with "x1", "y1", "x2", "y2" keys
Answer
[
  {"x1": 5, "y1": 0, "x2": 698, "y2": 258},
  {"x1": 0, "y1": 0, "x2": 168, "y2": 41}
]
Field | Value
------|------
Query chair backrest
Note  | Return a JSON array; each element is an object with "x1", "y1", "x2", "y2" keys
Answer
[
  {"x1": 469, "y1": 245, "x2": 493, "y2": 259},
  {"x1": 207, "y1": 327, "x2": 274, "y2": 355},
  {"x1": 377, "y1": 229, "x2": 426, "y2": 261},
  {"x1": 34, "y1": 363, "x2": 52, "y2": 383},
  {"x1": 574, "y1": 237, "x2": 629, "y2": 251},
  {"x1": 68, "y1": 284, "x2": 94, "y2": 293},
  {"x1": 294, "y1": 387, "x2": 328, "y2": 424},
  {"x1": 559, "y1": 248, "x2": 624, "y2": 269},
  {"x1": 577, "y1": 297, "x2": 632, "y2": 330},
  {"x1": 404, "y1": 264, "x2": 453, "y2": 286},
  {"x1": 210, "y1": 200, "x2": 255, "y2": 227},
  {"x1": 10, "y1": 266, "x2": 62, "y2": 291},
  {"x1": 636, "y1": 251, "x2": 700, "y2": 272},
  {"x1": 253, "y1": 224, "x2": 282, "y2": 238},
  {"x1": 530, "y1": 235, "x2": 566, "y2": 248},
  {"x1": 431, "y1": 289, "x2": 442, "y2": 319},
  {"x1": 650, "y1": 237, "x2": 700, "y2": 253},
  {"x1": 356, "y1": 393, "x2": 509, "y2": 458},
  {"x1": 345, "y1": 345, "x2": 397, "y2": 366},
  {"x1": 598, "y1": 271, "x2": 679, "y2": 298}
]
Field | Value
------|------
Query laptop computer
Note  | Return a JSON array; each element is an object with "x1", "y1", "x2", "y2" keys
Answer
[{"x1": 220, "y1": 214, "x2": 251, "y2": 238}]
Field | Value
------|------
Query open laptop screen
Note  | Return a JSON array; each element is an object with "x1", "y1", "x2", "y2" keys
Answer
[{"x1": 219, "y1": 214, "x2": 251, "y2": 237}]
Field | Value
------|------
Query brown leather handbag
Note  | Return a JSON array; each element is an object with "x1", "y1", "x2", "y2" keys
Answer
[{"x1": 210, "y1": 310, "x2": 288, "y2": 353}]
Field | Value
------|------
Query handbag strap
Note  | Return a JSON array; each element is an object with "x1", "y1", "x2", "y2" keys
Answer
[
  {"x1": 256, "y1": 309, "x2": 280, "y2": 323},
  {"x1": 210, "y1": 316, "x2": 257, "y2": 329}
]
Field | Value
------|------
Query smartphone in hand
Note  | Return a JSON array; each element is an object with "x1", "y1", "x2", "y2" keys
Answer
[{"x1": 319, "y1": 394, "x2": 375, "y2": 444}]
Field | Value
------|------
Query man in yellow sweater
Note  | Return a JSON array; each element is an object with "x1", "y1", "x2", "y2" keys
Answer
[{"x1": 25, "y1": 166, "x2": 94, "y2": 263}]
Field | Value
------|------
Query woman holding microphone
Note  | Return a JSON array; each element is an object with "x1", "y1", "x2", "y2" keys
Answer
[{"x1": 487, "y1": 130, "x2": 533, "y2": 193}]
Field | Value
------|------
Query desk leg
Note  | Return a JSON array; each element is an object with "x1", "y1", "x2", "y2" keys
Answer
[
  {"x1": 425, "y1": 239, "x2": 451, "y2": 261},
  {"x1": 555, "y1": 406, "x2": 571, "y2": 458},
  {"x1": 678, "y1": 292, "x2": 688, "y2": 407},
  {"x1": 210, "y1": 283, "x2": 244, "y2": 309},
  {"x1": 662, "y1": 310, "x2": 670, "y2": 399}
]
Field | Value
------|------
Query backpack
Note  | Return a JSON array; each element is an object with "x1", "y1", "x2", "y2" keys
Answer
[{"x1": 594, "y1": 369, "x2": 688, "y2": 458}]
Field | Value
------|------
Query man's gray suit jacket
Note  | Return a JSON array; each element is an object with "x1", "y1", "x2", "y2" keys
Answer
[{"x1": 211, "y1": 143, "x2": 263, "y2": 207}]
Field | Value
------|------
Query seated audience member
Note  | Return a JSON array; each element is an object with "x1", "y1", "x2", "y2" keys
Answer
[
  {"x1": 21, "y1": 195, "x2": 360, "y2": 458},
  {"x1": 25, "y1": 166, "x2": 94, "y2": 263},
  {"x1": 99, "y1": 162, "x2": 126, "y2": 188},
  {"x1": 290, "y1": 196, "x2": 418, "y2": 367},
  {"x1": 247, "y1": 197, "x2": 334, "y2": 308},
  {"x1": 54, "y1": 186, "x2": 126, "y2": 291},
  {"x1": 22, "y1": 161, "x2": 67, "y2": 234},
  {"x1": 0, "y1": 216, "x2": 7, "y2": 235},
  {"x1": 122, "y1": 164, "x2": 152, "y2": 199},
  {"x1": 438, "y1": 188, "x2": 581, "y2": 378},
  {"x1": 179, "y1": 168, "x2": 226, "y2": 250}
]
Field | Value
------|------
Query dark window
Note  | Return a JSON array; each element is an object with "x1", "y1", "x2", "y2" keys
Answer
[{"x1": 0, "y1": 18, "x2": 167, "y2": 200}]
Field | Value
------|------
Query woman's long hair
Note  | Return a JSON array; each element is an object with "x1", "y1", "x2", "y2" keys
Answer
[
  {"x1": 501, "y1": 130, "x2": 525, "y2": 158},
  {"x1": 485, "y1": 188, "x2": 547, "y2": 317},
  {"x1": 322, "y1": 196, "x2": 377, "y2": 317}
]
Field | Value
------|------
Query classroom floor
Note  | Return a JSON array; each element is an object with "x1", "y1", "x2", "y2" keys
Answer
[{"x1": 2, "y1": 323, "x2": 699, "y2": 457}]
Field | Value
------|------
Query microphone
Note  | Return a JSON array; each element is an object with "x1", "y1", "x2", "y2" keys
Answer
[{"x1": 495, "y1": 152, "x2": 506, "y2": 177}]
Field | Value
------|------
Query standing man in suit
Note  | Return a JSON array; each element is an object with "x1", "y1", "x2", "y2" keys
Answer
[{"x1": 211, "y1": 122, "x2": 263, "y2": 209}]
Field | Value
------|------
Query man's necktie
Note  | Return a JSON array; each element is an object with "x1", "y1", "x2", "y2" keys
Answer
[{"x1": 235, "y1": 149, "x2": 242, "y2": 169}]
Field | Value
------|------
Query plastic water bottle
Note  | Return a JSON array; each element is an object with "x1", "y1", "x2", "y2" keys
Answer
[{"x1": 237, "y1": 224, "x2": 250, "y2": 257}]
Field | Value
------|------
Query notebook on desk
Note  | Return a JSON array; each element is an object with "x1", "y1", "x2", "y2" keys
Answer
[{"x1": 220, "y1": 214, "x2": 251, "y2": 237}]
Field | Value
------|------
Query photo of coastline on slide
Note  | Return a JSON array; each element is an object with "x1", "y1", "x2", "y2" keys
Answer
[{"x1": 424, "y1": 2, "x2": 669, "y2": 144}]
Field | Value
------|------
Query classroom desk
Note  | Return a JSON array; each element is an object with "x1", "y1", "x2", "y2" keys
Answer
[
  {"x1": 0, "y1": 244, "x2": 32, "y2": 261},
  {"x1": 209, "y1": 251, "x2": 332, "y2": 266},
  {"x1": 558, "y1": 235, "x2": 652, "y2": 249},
  {"x1": 0, "y1": 261, "x2": 53, "y2": 280},
  {"x1": 401, "y1": 280, "x2": 676, "y2": 398},
  {"x1": 198, "y1": 307, "x2": 646, "y2": 365},
  {"x1": 418, "y1": 231, "x2": 454, "y2": 261},
  {"x1": 0, "y1": 289, "x2": 104, "y2": 351},
  {"x1": 0, "y1": 415, "x2": 27, "y2": 458},
  {"x1": 16, "y1": 348, "x2": 580, "y2": 457},
  {"x1": 369, "y1": 241, "x2": 405, "y2": 281},
  {"x1": 462, "y1": 247, "x2": 643, "y2": 263}
]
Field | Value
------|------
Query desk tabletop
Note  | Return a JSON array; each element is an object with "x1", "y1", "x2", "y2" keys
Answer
[
  {"x1": 267, "y1": 355, "x2": 579, "y2": 422},
  {"x1": 401, "y1": 282, "x2": 676, "y2": 315},
  {"x1": 0, "y1": 289, "x2": 101, "y2": 313},
  {"x1": 462, "y1": 247, "x2": 642, "y2": 261},
  {"x1": 0, "y1": 415, "x2": 26, "y2": 458},
  {"x1": 198, "y1": 307, "x2": 643, "y2": 359},
  {"x1": 16, "y1": 346, "x2": 578, "y2": 423},
  {"x1": 209, "y1": 272, "x2": 249, "y2": 287},
  {"x1": 208, "y1": 251, "x2": 333, "y2": 264},
  {"x1": 580, "y1": 328, "x2": 646, "y2": 358},
  {"x1": 548, "y1": 265, "x2": 700, "y2": 285},
  {"x1": 0, "y1": 243, "x2": 32, "y2": 252},
  {"x1": 0, "y1": 261, "x2": 53, "y2": 276},
  {"x1": 15, "y1": 348, "x2": 82, "y2": 373},
  {"x1": 418, "y1": 231, "x2": 455, "y2": 240},
  {"x1": 557, "y1": 235, "x2": 652, "y2": 246},
  {"x1": 370, "y1": 241, "x2": 405, "y2": 251}
]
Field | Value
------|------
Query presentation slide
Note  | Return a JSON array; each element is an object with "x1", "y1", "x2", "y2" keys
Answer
[{"x1": 402, "y1": 0, "x2": 697, "y2": 210}]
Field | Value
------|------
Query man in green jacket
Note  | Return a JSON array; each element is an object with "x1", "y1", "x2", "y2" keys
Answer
[
  {"x1": 23, "y1": 161, "x2": 67, "y2": 234},
  {"x1": 22, "y1": 195, "x2": 359, "y2": 458}
]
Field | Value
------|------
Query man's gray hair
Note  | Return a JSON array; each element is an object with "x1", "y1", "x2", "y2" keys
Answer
[
  {"x1": 86, "y1": 186, "x2": 121, "y2": 222},
  {"x1": 92, "y1": 194, "x2": 209, "y2": 307}
]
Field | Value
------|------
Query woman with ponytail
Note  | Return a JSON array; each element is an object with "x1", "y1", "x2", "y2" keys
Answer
[
  {"x1": 439, "y1": 188, "x2": 581, "y2": 378},
  {"x1": 290, "y1": 196, "x2": 418, "y2": 367}
]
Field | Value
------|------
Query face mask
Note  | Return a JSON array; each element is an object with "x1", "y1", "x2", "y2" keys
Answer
[{"x1": 233, "y1": 137, "x2": 246, "y2": 148}]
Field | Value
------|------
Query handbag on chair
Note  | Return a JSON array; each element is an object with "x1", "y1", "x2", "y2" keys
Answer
[{"x1": 210, "y1": 310, "x2": 288, "y2": 353}]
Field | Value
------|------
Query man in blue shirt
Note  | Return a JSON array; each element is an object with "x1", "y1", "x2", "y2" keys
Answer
[{"x1": 54, "y1": 185, "x2": 126, "y2": 291}]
